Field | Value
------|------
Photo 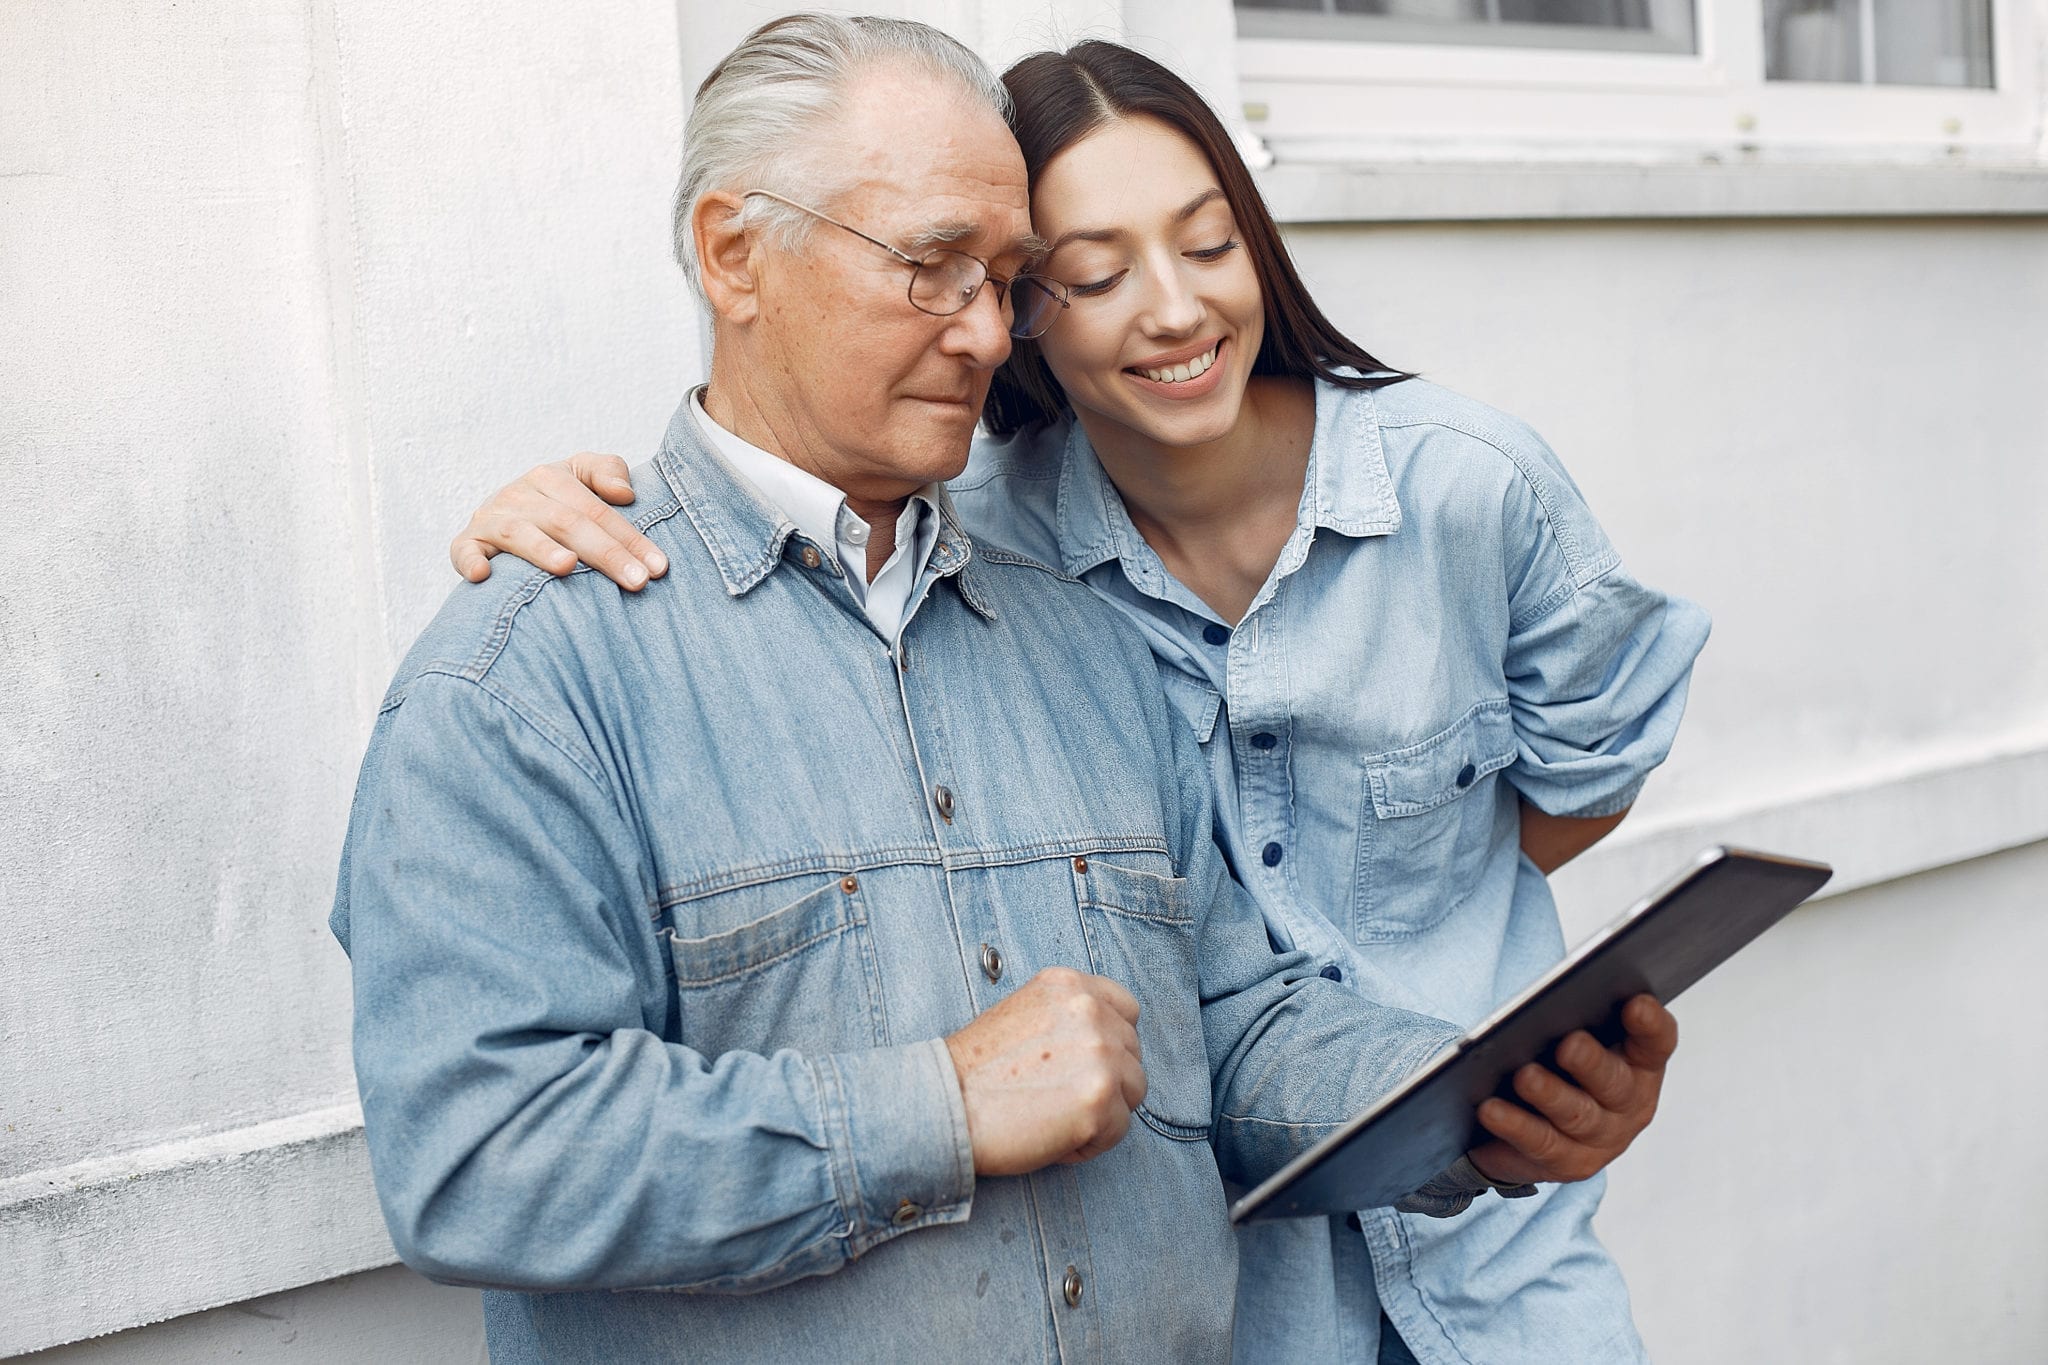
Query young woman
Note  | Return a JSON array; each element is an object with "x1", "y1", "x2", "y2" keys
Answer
[{"x1": 452, "y1": 41, "x2": 1708, "y2": 1365}]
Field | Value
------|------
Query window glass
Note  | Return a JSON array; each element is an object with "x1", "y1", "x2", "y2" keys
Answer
[
  {"x1": 1234, "y1": 0, "x2": 1698, "y2": 54},
  {"x1": 1763, "y1": 0, "x2": 1994, "y2": 88}
]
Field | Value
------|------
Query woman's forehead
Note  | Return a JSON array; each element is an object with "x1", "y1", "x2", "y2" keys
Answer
[{"x1": 1032, "y1": 116, "x2": 1224, "y2": 233}]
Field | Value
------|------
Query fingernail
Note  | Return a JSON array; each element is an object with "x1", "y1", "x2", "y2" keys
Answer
[
  {"x1": 648, "y1": 552, "x2": 668, "y2": 575},
  {"x1": 623, "y1": 563, "x2": 647, "y2": 587}
]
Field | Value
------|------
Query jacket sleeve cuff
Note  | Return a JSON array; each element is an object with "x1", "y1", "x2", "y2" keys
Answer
[
  {"x1": 1391, "y1": 1155, "x2": 1540, "y2": 1219},
  {"x1": 816, "y1": 1038, "x2": 976, "y2": 1257}
]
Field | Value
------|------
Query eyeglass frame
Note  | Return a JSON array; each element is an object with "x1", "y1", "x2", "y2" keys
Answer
[{"x1": 740, "y1": 189, "x2": 1070, "y2": 340}]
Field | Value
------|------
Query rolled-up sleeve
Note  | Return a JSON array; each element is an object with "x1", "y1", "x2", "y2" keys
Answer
[
  {"x1": 1497, "y1": 443, "x2": 1712, "y2": 819},
  {"x1": 331, "y1": 672, "x2": 973, "y2": 1294}
]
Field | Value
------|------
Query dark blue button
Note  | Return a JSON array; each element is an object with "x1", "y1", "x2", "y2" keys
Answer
[
  {"x1": 1319, "y1": 964, "x2": 1343, "y2": 982},
  {"x1": 1455, "y1": 762, "x2": 1477, "y2": 789},
  {"x1": 1261, "y1": 842, "x2": 1283, "y2": 867},
  {"x1": 1202, "y1": 624, "x2": 1229, "y2": 646},
  {"x1": 1250, "y1": 732, "x2": 1277, "y2": 751}
]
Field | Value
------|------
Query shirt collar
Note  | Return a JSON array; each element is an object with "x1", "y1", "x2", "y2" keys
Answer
[
  {"x1": 655, "y1": 392, "x2": 995, "y2": 618},
  {"x1": 1052, "y1": 375, "x2": 1404, "y2": 581}
]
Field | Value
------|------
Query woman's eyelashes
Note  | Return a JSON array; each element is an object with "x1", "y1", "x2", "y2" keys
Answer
[
  {"x1": 1064, "y1": 240, "x2": 1241, "y2": 298},
  {"x1": 1068, "y1": 270, "x2": 1127, "y2": 298}
]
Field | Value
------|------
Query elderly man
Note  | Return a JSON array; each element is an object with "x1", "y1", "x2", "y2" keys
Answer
[{"x1": 333, "y1": 14, "x2": 1674, "y2": 1361}]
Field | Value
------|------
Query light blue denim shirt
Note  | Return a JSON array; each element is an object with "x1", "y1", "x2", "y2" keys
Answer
[
  {"x1": 955, "y1": 376, "x2": 1711, "y2": 1364},
  {"x1": 332, "y1": 403, "x2": 1470, "y2": 1363}
]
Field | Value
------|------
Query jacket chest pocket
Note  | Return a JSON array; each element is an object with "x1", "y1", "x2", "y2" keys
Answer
[
  {"x1": 1355, "y1": 699, "x2": 1516, "y2": 943},
  {"x1": 664, "y1": 875, "x2": 890, "y2": 1062},
  {"x1": 1072, "y1": 856, "x2": 1212, "y2": 1139}
]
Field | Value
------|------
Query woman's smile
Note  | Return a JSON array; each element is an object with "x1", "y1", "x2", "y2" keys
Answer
[{"x1": 1124, "y1": 337, "x2": 1228, "y2": 399}]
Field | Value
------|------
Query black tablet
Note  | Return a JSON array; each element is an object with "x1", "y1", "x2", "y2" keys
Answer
[{"x1": 1228, "y1": 846, "x2": 1833, "y2": 1223}]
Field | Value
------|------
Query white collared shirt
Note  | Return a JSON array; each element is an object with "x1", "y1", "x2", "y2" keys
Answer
[{"x1": 689, "y1": 389, "x2": 942, "y2": 642}]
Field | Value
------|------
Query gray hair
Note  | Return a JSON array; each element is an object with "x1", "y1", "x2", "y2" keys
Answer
[{"x1": 673, "y1": 12, "x2": 1011, "y2": 300}]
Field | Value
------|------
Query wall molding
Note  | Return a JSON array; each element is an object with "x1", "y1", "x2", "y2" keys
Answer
[
  {"x1": 1, "y1": 1104, "x2": 392, "y2": 1356},
  {"x1": 1549, "y1": 737, "x2": 2048, "y2": 941},
  {"x1": 9, "y1": 741, "x2": 2043, "y2": 1354},
  {"x1": 1256, "y1": 160, "x2": 2048, "y2": 224}
]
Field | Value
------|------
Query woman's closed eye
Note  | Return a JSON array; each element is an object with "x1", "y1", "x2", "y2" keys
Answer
[
  {"x1": 1067, "y1": 269, "x2": 1128, "y2": 298},
  {"x1": 1067, "y1": 241, "x2": 1240, "y2": 298}
]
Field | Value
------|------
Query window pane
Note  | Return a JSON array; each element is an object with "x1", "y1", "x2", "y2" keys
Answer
[
  {"x1": 1763, "y1": 0, "x2": 1994, "y2": 89},
  {"x1": 1234, "y1": 0, "x2": 1697, "y2": 54}
]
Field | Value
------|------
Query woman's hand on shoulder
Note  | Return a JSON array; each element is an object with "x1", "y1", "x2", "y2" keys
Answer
[{"x1": 450, "y1": 454, "x2": 666, "y2": 591}]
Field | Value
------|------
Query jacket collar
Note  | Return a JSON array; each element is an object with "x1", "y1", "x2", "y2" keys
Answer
[
  {"x1": 652, "y1": 400, "x2": 996, "y2": 620},
  {"x1": 1052, "y1": 376, "x2": 1403, "y2": 581}
]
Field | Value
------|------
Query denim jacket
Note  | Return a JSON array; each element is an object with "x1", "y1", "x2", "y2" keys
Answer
[
  {"x1": 956, "y1": 377, "x2": 1711, "y2": 1363},
  {"x1": 332, "y1": 403, "x2": 1468, "y2": 1363}
]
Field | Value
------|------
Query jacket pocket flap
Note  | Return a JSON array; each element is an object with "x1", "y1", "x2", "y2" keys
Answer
[
  {"x1": 1367, "y1": 699, "x2": 1515, "y2": 819},
  {"x1": 668, "y1": 879, "x2": 862, "y2": 986}
]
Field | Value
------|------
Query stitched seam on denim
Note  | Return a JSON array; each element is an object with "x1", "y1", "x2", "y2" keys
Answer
[
  {"x1": 454, "y1": 476, "x2": 691, "y2": 684},
  {"x1": 971, "y1": 544, "x2": 1083, "y2": 583},
  {"x1": 949, "y1": 462, "x2": 1061, "y2": 495},
  {"x1": 1366, "y1": 699, "x2": 1514, "y2": 817},
  {"x1": 638, "y1": 1238, "x2": 844, "y2": 1296},
  {"x1": 652, "y1": 837, "x2": 1171, "y2": 907},
  {"x1": 656, "y1": 848, "x2": 943, "y2": 908},
  {"x1": 403, "y1": 667, "x2": 610, "y2": 799},
  {"x1": 944, "y1": 835, "x2": 1171, "y2": 871},
  {"x1": 1134, "y1": 1107, "x2": 1210, "y2": 1141},
  {"x1": 669, "y1": 921, "x2": 857, "y2": 987},
  {"x1": 1509, "y1": 555, "x2": 1625, "y2": 635},
  {"x1": 930, "y1": 1039, "x2": 976, "y2": 1213},
  {"x1": 1214, "y1": 1113, "x2": 1350, "y2": 1133},
  {"x1": 819, "y1": 1054, "x2": 875, "y2": 1255},
  {"x1": 1377, "y1": 413, "x2": 1618, "y2": 589},
  {"x1": 648, "y1": 1230, "x2": 847, "y2": 1294},
  {"x1": 660, "y1": 447, "x2": 788, "y2": 593}
]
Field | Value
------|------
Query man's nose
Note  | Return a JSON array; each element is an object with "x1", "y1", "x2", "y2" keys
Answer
[{"x1": 938, "y1": 280, "x2": 1014, "y2": 368}]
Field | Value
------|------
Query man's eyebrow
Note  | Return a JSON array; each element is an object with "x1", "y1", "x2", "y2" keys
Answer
[
  {"x1": 1046, "y1": 188, "x2": 1229, "y2": 256},
  {"x1": 900, "y1": 220, "x2": 981, "y2": 254},
  {"x1": 901, "y1": 221, "x2": 1051, "y2": 269}
]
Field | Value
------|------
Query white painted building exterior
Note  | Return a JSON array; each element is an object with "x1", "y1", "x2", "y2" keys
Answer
[{"x1": 4, "y1": 2, "x2": 2043, "y2": 1361}]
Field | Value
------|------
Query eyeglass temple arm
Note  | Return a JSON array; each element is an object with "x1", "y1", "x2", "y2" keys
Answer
[{"x1": 741, "y1": 189, "x2": 922, "y2": 268}]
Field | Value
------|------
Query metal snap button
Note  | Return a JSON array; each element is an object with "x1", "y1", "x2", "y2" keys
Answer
[
  {"x1": 1262, "y1": 842, "x2": 1283, "y2": 867},
  {"x1": 1319, "y1": 964, "x2": 1343, "y2": 982},
  {"x1": 1455, "y1": 762, "x2": 1477, "y2": 789},
  {"x1": 933, "y1": 784, "x2": 954, "y2": 823},
  {"x1": 1072, "y1": 856, "x2": 1088, "y2": 874},
  {"x1": 799, "y1": 544, "x2": 822, "y2": 569},
  {"x1": 840, "y1": 875, "x2": 859, "y2": 895},
  {"x1": 893, "y1": 1201, "x2": 922, "y2": 1226},
  {"x1": 1251, "y1": 732, "x2": 1277, "y2": 751},
  {"x1": 980, "y1": 943, "x2": 1003, "y2": 983},
  {"x1": 1062, "y1": 1265, "x2": 1083, "y2": 1307}
]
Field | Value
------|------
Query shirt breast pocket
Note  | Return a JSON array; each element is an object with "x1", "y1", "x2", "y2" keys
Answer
[
  {"x1": 664, "y1": 875, "x2": 891, "y2": 1062},
  {"x1": 1355, "y1": 699, "x2": 1516, "y2": 943},
  {"x1": 1072, "y1": 856, "x2": 1213, "y2": 1140}
]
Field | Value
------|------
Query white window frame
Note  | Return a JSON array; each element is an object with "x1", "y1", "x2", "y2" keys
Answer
[{"x1": 1235, "y1": 0, "x2": 2045, "y2": 165}]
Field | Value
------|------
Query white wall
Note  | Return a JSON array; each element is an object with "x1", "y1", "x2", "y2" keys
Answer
[
  {"x1": 5, "y1": 0, "x2": 2045, "y2": 1359},
  {"x1": 1603, "y1": 839, "x2": 2048, "y2": 1365},
  {"x1": 1, "y1": 0, "x2": 698, "y2": 1353}
]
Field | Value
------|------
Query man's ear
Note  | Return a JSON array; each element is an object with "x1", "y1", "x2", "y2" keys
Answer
[{"x1": 694, "y1": 190, "x2": 760, "y2": 324}]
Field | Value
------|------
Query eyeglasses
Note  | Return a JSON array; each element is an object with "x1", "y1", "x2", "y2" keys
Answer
[{"x1": 743, "y1": 190, "x2": 1069, "y2": 340}]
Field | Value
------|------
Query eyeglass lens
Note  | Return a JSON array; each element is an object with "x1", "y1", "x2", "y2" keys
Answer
[{"x1": 908, "y1": 251, "x2": 1063, "y2": 340}]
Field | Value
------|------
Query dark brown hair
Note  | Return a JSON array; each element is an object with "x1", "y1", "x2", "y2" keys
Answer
[{"x1": 983, "y1": 41, "x2": 1410, "y2": 436}]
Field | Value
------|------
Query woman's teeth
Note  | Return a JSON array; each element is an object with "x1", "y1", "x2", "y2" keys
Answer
[{"x1": 1135, "y1": 343, "x2": 1218, "y2": 385}]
